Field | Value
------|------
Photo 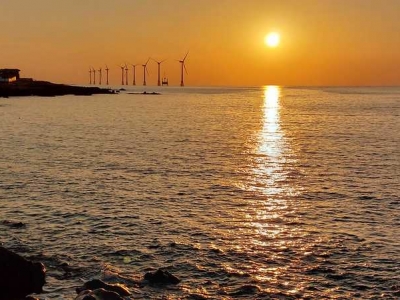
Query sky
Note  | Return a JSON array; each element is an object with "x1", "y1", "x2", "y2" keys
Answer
[{"x1": 1, "y1": 0, "x2": 399, "y2": 86}]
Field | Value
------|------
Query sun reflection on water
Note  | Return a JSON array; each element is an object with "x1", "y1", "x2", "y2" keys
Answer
[
  {"x1": 259, "y1": 86, "x2": 283, "y2": 158},
  {"x1": 249, "y1": 85, "x2": 291, "y2": 196},
  {"x1": 240, "y1": 86, "x2": 305, "y2": 291}
]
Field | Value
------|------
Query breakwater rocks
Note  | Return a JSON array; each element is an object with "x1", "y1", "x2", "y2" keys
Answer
[{"x1": 0, "y1": 80, "x2": 116, "y2": 98}]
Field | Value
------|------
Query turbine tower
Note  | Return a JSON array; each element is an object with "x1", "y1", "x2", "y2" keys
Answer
[
  {"x1": 142, "y1": 58, "x2": 150, "y2": 86},
  {"x1": 124, "y1": 64, "x2": 129, "y2": 85},
  {"x1": 130, "y1": 64, "x2": 138, "y2": 85},
  {"x1": 92, "y1": 67, "x2": 96, "y2": 85},
  {"x1": 152, "y1": 58, "x2": 167, "y2": 86},
  {"x1": 178, "y1": 52, "x2": 189, "y2": 87},
  {"x1": 98, "y1": 67, "x2": 102, "y2": 85},
  {"x1": 105, "y1": 65, "x2": 109, "y2": 85},
  {"x1": 118, "y1": 65, "x2": 125, "y2": 85},
  {"x1": 89, "y1": 68, "x2": 92, "y2": 85}
]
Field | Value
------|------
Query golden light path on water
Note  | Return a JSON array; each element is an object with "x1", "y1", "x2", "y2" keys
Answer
[
  {"x1": 251, "y1": 86, "x2": 297, "y2": 196},
  {"x1": 250, "y1": 86, "x2": 289, "y2": 243},
  {"x1": 243, "y1": 86, "x2": 305, "y2": 294}
]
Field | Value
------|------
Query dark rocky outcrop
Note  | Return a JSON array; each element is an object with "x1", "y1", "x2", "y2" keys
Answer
[
  {"x1": 76, "y1": 279, "x2": 130, "y2": 297},
  {"x1": 0, "y1": 80, "x2": 116, "y2": 98},
  {"x1": 144, "y1": 268, "x2": 180, "y2": 285},
  {"x1": 0, "y1": 247, "x2": 46, "y2": 300}
]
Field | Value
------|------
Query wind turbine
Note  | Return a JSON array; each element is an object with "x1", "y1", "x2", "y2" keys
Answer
[
  {"x1": 105, "y1": 65, "x2": 109, "y2": 85},
  {"x1": 124, "y1": 64, "x2": 129, "y2": 85},
  {"x1": 130, "y1": 64, "x2": 138, "y2": 85},
  {"x1": 89, "y1": 68, "x2": 92, "y2": 85},
  {"x1": 142, "y1": 58, "x2": 150, "y2": 86},
  {"x1": 92, "y1": 67, "x2": 96, "y2": 85},
  {"x1": 178, "y1": 51, "x2": 189, "y2": 87},
  {"x1": 151, "y1": 58, "x2": 167, "y2": 86},
  {"x1": 98, "y1": 67, "x2": 102, "y2": 85},
  {"x1": 118, "y1": 65, "x2": 125, "y2": 85}
]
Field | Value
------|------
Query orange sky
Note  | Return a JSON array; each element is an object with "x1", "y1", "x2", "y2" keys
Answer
[{"x1": 1, "y1": 0, "x2": 399, "y2": 86}]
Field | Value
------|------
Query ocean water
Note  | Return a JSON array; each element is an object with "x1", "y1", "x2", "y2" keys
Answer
[{"x1": 0, "y1": 86, "x2": 399, "y2": 299}]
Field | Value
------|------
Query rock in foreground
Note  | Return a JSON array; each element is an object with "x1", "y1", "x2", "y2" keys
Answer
[
  {"x1": 144, "y1": 268, "x2": 180, "y2": 285},
  {"x1": 0, "y1": 80, "x2": 116, "y2": 98},
  {"x1": 0, "y1": 247, "x2": 46, "y2": 300},
  {"x1": 76, "y1": 279, "x2": 130, "y2": 297}
]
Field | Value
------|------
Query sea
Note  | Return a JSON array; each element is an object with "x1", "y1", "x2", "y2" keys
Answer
[{"x1": 0, "y1": 86, "x2": 399, "y2": 299}]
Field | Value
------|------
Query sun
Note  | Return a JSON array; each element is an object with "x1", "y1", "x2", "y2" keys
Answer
[{"x1": 265, "y1": 32, "x2": 280, "y2": 48}]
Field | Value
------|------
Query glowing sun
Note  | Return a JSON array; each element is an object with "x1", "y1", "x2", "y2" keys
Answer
[{"x1": 265, "y1": 32, "x2": 280, "y2": 47}]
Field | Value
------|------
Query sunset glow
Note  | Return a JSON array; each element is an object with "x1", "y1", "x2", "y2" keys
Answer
[{"x1": 1, "y1": 1, "x2": 399, "y2": 86}]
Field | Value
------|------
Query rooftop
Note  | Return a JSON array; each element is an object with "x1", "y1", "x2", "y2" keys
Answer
[{"x1": 0, "y1": 69, "x2": 20, "y2": 79}]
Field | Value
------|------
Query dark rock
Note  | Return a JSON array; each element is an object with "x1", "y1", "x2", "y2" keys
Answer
[
  {"x1": 2, "y1": 220, "x2": 26, "y2": 228},
  {"x1": 144, "y1": 268, "x2": 180, "y2": 285},
  {"x1": 127, "y1": 91, "x2": 161, "y2": 95},
  {"x1": 0, "y1": 247, "x2": 46, "y2": 300},
  {"x1": 142, "y1": 91, "x2": 160, "y2": 95},
  {"x1": 76, "y1": 279, "x2": 130, "y2": 297},
  {"x1": 75, "y1": 288, "x2": 124, "y2": 300}
]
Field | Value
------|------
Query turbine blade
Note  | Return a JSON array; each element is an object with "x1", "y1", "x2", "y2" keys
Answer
[
  {"x1": 183, "y1": 51, "x2": 189, "y2": 61},
  {"x1": 184, "y1": 64, "x2": 188, "y2": 75}
]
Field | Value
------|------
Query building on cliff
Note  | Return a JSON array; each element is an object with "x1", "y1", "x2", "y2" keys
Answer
[{"x1": 0, "y1": 69, "x2": 20, "y2": 83}]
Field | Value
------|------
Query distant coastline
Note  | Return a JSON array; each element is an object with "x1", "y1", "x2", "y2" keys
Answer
[
  {"x1": 0, "y1": 78, "x2": 117, "y2": 98},
  {"x1": 0, "y1": 69, "x2": 117, "y2": 98}
]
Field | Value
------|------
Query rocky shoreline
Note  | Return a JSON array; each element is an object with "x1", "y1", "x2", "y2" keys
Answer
[
  {"x1": 0, "y1": 246, "x2": 181, "y2": 300},
  {"x1": 0, "y1": 80, "x2": 117, "y2": 98}
]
